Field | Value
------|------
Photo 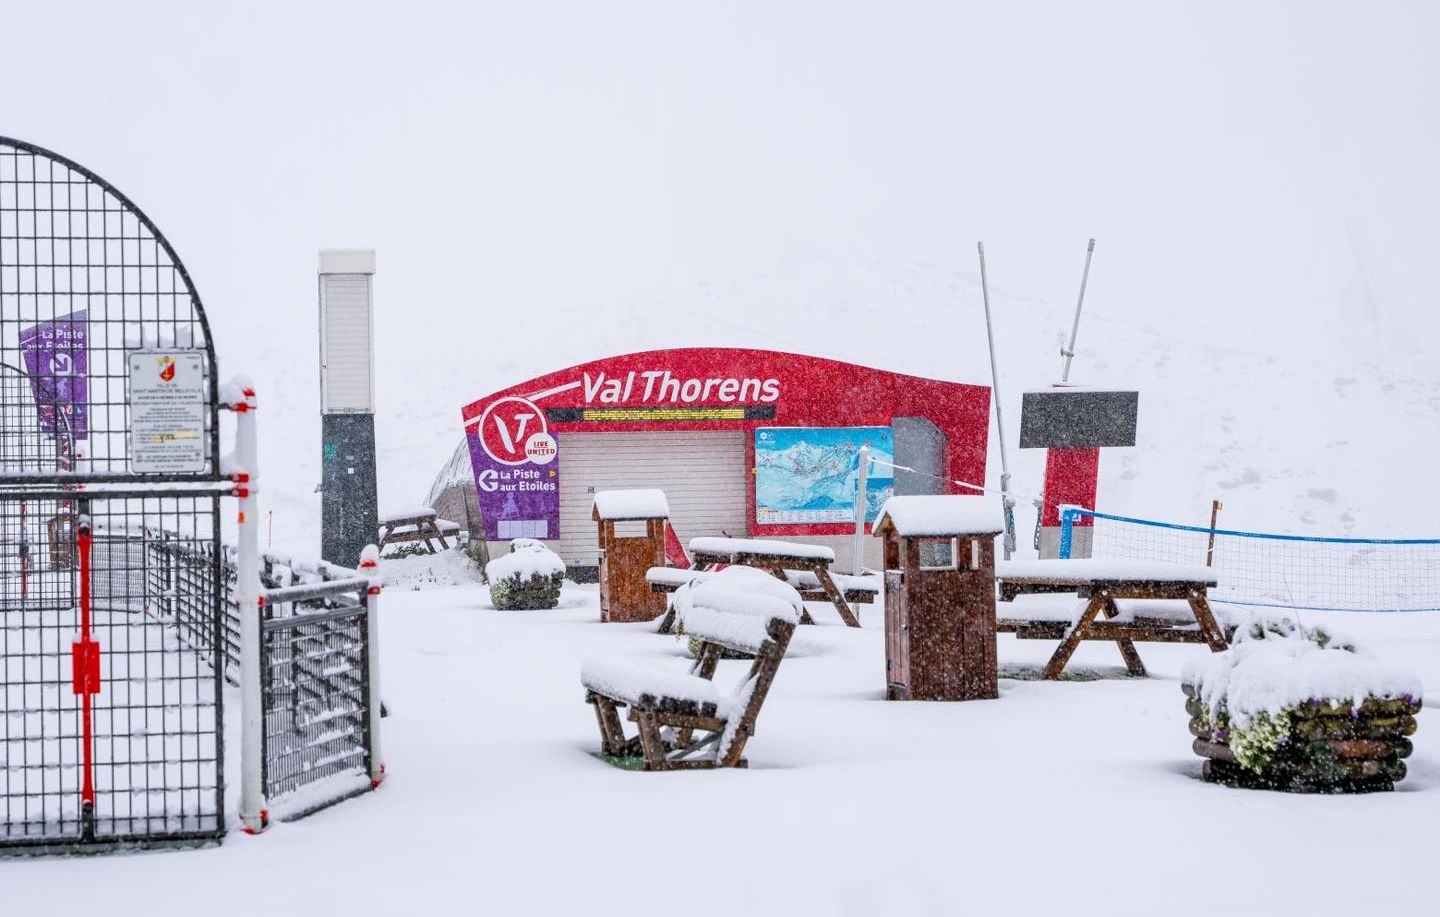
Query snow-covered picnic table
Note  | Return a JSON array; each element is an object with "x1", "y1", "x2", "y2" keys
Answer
[
  {"x1": 647, "y1": 565, "x2": 879, "y2": 631},
  {"x1": 686, "y1": 536, "x2": 862, "y2": 627},
  {"x1": 377, "y1": 507, "x2": 461, "y2": 555},
  {"x1": 995, "y1": 558, "x2": 1229, "y2": 679}
]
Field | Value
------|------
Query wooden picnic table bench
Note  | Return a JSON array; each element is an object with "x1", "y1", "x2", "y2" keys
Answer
[
  {"x1": 687, "y1": 536, "x2": 863, "y2": 628},
  {"x1": 377, "y1": 508, "x2": 461, "y2": 555},
  {"x1": 646, "y1": 565, "x2": 879, "y2": 632},
  {"x1": 995, "y1": 559, "x2": 1230, "y2": 679},
  {"x1": 581, "y1": 570, "x2": 803, "y2": 770}
]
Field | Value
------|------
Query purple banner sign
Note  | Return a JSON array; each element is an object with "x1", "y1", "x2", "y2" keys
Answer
[
  {"x1": 19, "y1": 309, "x2": 89, "y2": 441},
  {"x1": 465, "y1": 394, "x2": 560, "y2": 541}
]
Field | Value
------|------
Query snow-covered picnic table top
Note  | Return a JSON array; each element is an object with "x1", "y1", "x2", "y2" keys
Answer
[
  {"x1": 873, "y1": 495, "x2": 1004, "y2": 536},
  {"x1": 380, "y1": 506, "x2": 439, "y2": 524},
  {"x1": 647, "y1": 565, "x2": 880, "y2": 593},
  {"x1": 383, "y1": 519, "x2": 460, "y2": 534},
  {"x1": 688, "y1": 537, "x2": 835, "y2": 562},
  {"x1": 997, "y1": 594, "x2": 1248, "y2": 628},
  {"x1": 592, "y1": 488, "x2": 670, "y2": 520},
  {"x1": 996, "y1": 558, "x2": 1218, "y2": 586}
]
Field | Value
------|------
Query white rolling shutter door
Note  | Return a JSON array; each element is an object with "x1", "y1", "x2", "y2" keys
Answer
[
  {"x1": 319, "y1": 275, "x2": 374, "y2": 413},
  {"x1": 552, "y1": 431, "x2": 747, "y2": 568}
]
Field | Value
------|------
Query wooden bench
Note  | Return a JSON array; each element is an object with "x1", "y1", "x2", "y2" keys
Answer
[
  {"x1": 377, "y1": 508, "x2": 461, "y2": 555},
  {"x1": 995, "y1": 559, "x2": 1230, "y2": 679},
  {"x1": 581, "y1": 572, "x2": 802, "y2": 770},
  {"x1": 687, "y1": 536, "x2": 862, "y2": 628}
]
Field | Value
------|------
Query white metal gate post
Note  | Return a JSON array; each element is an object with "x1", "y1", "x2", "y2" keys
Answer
[
  {"x1": 852, "y1": 445, "x2": 870, "y2": 575},
  {"x1": 358, "y1": 544, "x2": 386, "y2": 787},
  {"x1": 231, "y1": 381, "x2": 267, "y2": 834}
]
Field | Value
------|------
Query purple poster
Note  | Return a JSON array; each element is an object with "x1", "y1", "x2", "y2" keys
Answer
[
  {"x1": 465, "y1": 394, "x2": 560, "y2": 541},
  {"x1": 19, "y1": 309, "x2": 89, "y2": 441}
]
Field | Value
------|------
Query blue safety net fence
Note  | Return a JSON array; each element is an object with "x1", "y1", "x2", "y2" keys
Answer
[{"x1": 1059, "y1": 507, "x2": 1440, "y2": 613}]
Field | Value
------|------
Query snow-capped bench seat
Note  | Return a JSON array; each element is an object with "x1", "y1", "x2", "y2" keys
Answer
[
  {"x1": 647, "y1": 565, "x2": 880, "y2": 632},
  {"x1": 582, "y1": 569, "x2": 804, "y2": 770},
  {"x1": 686, "y1": 537, "x2": 861, "y2": 628},
  {"x1": 580, "y1": 657, "x2": 723, "y2": 717}
]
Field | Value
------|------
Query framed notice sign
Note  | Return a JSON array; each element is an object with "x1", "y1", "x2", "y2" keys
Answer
[{"x1": 127, "y1": 351, "x2": 207, "y2": 473}]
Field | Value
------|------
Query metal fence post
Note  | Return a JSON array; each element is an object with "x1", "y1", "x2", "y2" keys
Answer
[
  {"x1": 359, "y1": 544, "x2": 385, "y2": 787},
  {"x1": 1058, "y1": 506, "x2": 1077, "y2": 559},
  {"x1": 232, "y1": 382, "x2": 267, "y2": 834}
]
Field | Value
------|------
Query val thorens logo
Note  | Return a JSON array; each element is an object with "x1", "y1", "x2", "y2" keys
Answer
[
  {"x1": 478, "y1": 396, "x2": 548, "y2": 466},
  {"x1": 158, "y1": 357, "x2": 176, "y2": 382}
]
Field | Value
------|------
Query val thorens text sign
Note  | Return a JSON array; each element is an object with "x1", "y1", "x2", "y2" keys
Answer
[
  {"x1": 461, "y1": 348, "x2": 993, "y2": 540},
  {"x1": 128, "y1": 350, "x2": 207, "y2": 472}
]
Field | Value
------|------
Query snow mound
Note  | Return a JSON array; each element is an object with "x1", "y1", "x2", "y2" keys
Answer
[
  {"x1": 486, "y1": 538, "x2": 566, "y2": 581},
  {"x1": 686, "y1": 567, "x2": 804, "y2": 621},
  {"x1": 1182, "y1": 622, "x2": 1423, "y2": 728}
]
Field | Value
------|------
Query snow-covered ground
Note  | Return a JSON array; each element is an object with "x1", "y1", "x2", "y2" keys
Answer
[{"x1": 8, "y1": 567, "x2": 1434, "y2": 916}]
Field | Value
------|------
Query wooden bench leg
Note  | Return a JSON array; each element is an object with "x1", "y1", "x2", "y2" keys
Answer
[
  {"x1": 1042, "y1": 591, "x2": 1108, "y2": 680},
  {"x1": 814, "y1": 567, "x2": 861, "y2": 628},
  {"x1": 718, "y1": 726, "x2": 749, "y2": 768},
  {"x1": 655, "y1": 605, "x2": 677, "y2": 635},
  {"x1": 635, "y1": 711, "x2": 669, "y2": 771},
  {"x1": 1101, "y1": 596, "x2": 1148, "y2": 677},
  {"x1": 590, "y1": 697, "x2": 629, "y2": 757},
  {"x1": 1189, "y1": 591, "x2": 1230, "y2": 652}
]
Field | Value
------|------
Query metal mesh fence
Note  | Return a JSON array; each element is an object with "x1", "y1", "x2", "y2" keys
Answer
[
  {"x1": 262, "y1": 604, "x2": 371, "y2": 800},
  {"x1": 1062, "y1": 508, "x2": 1440, "y2": 613},
  {"x1": 1, "y1": 498, "x2": 224, "y2": 848},
  {"x1": 2, "y1": 135, "x2": 227, "y2": 852},
  {"x1": 0, "y1": 140, "x2": 217, "y2": 482}
]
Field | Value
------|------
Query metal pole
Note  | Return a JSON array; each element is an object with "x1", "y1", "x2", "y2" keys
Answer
[
  {"x1": 233, "y1": 381, "x2": 266, "y2": 834},
  {"x1": 1060, "y1": 238, "x2": 1096, "y2": 382},
  {"x1": 977, "y1": 242, "x2": 1017, "y2": 560},
  {"x1": 359, "y1": 544, "x2": 386, "y2": 787},
  {"x1": 852, "y1": 445, "x2": 870, "y2": 575}
]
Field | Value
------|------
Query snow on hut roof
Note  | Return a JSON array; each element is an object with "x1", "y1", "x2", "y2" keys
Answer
[
  {"x1": 872, "y1": 495, "x2": 1004, "y2": 537},
  {"x1": 592, "y1": 488, "x2": 670, "y2": 521}
]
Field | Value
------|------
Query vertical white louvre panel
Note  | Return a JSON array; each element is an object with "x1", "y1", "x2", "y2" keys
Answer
[
  {"x1": 320, "y1": 274, "x2": 374, "y2": 413},
  {"x1": 549, "y1": 431, "x2": 747, "y2": 568}
]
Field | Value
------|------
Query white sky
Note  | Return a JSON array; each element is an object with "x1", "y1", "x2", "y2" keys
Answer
[{"x1": 4, "y1": 1, "x2": 1437, "y2": 547}]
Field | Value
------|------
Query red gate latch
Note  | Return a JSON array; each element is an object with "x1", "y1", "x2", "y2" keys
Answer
[{"x1": 72, "y1": 637, "x2": 102, "y2": 696}]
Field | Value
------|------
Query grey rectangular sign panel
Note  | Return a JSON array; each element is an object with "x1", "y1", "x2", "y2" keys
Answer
[{"x1": 1019, "y1": 390, "x2": 1139, "y2": 448}]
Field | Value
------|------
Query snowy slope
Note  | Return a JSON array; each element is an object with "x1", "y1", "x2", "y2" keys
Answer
[{"x1": 3, "y1": 1, "x2": 1438, "y2": 549}]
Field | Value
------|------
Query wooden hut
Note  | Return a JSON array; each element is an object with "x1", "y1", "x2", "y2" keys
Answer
[
  {"x1": 873, "y1": 495, "x2": 1004, "y2": 701},
  {"x1": 592, "y1": 489, "x2": 670, "y2": 623}
]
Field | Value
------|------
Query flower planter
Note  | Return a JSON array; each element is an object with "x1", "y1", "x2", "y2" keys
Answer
[{"x1": 1182, "y1": 621, "x2": 1422, "y2": 793}]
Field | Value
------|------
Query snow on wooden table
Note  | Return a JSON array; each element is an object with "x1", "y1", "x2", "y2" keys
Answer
[
  {"x1": 688, "y1": 536, "x2": 836, "y2": 562},
  {"x1": 997, "y1": 558, "x2": 1218, "y2": 586}
]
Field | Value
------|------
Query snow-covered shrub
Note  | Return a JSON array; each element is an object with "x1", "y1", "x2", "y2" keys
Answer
[
  {"x1": 485, "y1": 538, "x2": 565, "y2": 610},
  {"x1": 1183, "y1": 621, "x2": 1421, "y2": 791}
]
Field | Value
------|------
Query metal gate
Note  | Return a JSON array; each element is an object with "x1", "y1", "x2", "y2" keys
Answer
[{"x1": 1, "y1": 136, "x2": 227, "y2": 852}]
